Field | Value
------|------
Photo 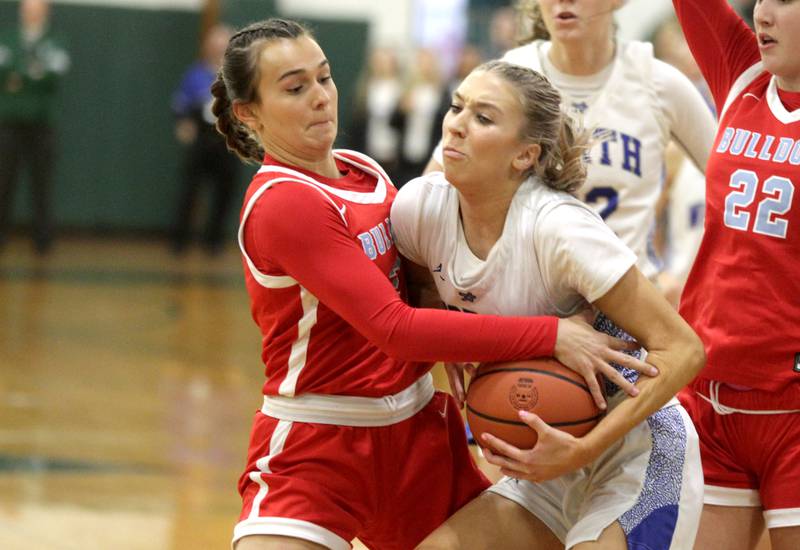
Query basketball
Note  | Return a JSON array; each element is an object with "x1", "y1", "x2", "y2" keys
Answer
[{"x1": 466, "y1": 358, "x2": 604, "y2": 450}]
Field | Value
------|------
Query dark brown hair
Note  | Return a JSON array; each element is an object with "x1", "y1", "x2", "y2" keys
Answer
[{"x1": 210, "y1": 18, "x2": 312, "y2": 163}]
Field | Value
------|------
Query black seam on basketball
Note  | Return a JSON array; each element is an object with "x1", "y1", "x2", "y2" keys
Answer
[
  {"x1": 471, "y1": 367, "x2": 591, "y2": 393},
  {"x1": 466, "y1": 405, "x2": 603, "y2": 427}
]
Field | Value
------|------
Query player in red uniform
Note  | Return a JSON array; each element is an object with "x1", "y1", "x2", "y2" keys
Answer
[
  {"x1": 673, "y1": 1, "x2": 800, "y2": 549},
  {"x1": 209, "y1": 19, "x2": 655, "y2": 550}
]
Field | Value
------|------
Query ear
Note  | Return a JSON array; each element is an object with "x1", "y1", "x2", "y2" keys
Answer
[
  {"x1": 232, "y1": 101, "x2": 261, "y2": 132},
  {"x1": 512, "y1": 143, "x2": 541, "y2": 174}
]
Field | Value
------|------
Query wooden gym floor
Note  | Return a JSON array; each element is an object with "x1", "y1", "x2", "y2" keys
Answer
[
  {"x1": 0, "y1": 235, "x2": 773, "y2": 550},
  {"x1": 0, "y1": 236, "x2": 499, "y2": 550}
]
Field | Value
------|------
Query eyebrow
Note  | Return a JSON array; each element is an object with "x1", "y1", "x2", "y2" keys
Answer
[
  {"x1": 452, "y1": 91, "x2": 501, "y2": 112},
  {"x1": 277, "y1": 59, "x2": 330, "y2": 82}
]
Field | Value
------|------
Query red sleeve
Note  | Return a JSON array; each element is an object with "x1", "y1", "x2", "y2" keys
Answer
[
  {"x1": 673, "y1": 0, "x2": 761, "y2": 113},
  {"x1": 243, "y1": 182, "x2": 558, "y2": 362}
]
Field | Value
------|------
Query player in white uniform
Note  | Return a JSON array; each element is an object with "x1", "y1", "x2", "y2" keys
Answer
[
  {"x1": 426, "y1": 0, "x2": 716, "y2": 287},
  {"x1": 392, "y1": 61, "x2": 705, "y2": 549}
]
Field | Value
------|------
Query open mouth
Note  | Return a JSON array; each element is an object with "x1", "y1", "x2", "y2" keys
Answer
[{"x1": 758, "y1": 33, "x2": 777, "y2": 47}]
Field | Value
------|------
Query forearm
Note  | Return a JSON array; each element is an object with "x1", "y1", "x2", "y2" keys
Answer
[
  {"x1": 578, "y1": 325, "x2": 704, "y2": 461},
  {"x1": 368, "y1": 301, "x2": 557, "y2": 362},
  {"x1": 578, "y1": 268, "x2": 705, "y2": 462},
  {"x1": 249, "y1": 185, "x2": 559, "y2": 364}
]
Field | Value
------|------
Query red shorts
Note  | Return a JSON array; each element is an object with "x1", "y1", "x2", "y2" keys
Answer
[
  {"x1": 678, "y1": 378, "x2": 800, "y2": 528},
  {"x1": 233, "y1": 391, "x2": 490, "y2": 549}
]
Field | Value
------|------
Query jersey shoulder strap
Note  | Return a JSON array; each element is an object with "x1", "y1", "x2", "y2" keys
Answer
[{"x1": 719, "y1": 61, "x2": 764, "y2": 121}]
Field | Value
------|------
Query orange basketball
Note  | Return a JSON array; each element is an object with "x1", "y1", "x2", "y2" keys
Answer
[{"x1": 466, "y1": 358, "x2": 604, "y2": 450}]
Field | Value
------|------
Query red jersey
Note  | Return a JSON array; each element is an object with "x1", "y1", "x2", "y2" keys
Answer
[
  {"x1": 238, "y1": 149, "x2": 557, "y2": 398},
  {"x1": 675, "y1": 0, "x2": 800, "y2": 390}
]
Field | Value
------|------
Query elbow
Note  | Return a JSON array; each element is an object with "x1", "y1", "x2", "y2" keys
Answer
[
  {"x1": 377, "y1": 339, "x2": 407, "y2": 360},
  {"x1": 370, "y1": 332, "x2": 420, "y2": 362},
  {"x1": 381, "y1": 343, "x2": 425, "y2": 363}
]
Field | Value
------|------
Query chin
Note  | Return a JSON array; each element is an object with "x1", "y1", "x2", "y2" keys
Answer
[
  {"x1": 442, "y1": 165, "x2": 457, "y2": 181},
  {"x1": 763, "y1": 59, "x2": 796, "y2": 83},
  {"x1": 442, "y1": 170, "x2": 469, "y2": 189}
]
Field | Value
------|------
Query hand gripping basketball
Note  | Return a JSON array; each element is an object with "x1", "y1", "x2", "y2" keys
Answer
[
  {"x1": 554, "y1": 314, "x2": 659, "y2": 408},
  {"x1": 466, "y1": 359, "x2": 604, "y2": 450},
  {"x1": 481, "y1": 409, "x2": 597, "y2": 483}
]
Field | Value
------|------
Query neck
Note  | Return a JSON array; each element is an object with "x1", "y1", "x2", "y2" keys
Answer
[
  {"x1": 777, "y1": 75, "x2": 800, "y2": 93},
  {"x1": 547, "y1": 34, "x2": 615, "y2": 76},
  {"x1": 456, "y1": 176, "x2": 523, "y2": 260},
  {"x1": 263, "y1": 144, "x2": 339, "y2": 178}
]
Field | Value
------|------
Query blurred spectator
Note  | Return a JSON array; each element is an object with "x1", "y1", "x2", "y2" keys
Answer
[
  {"x1": 651, "y1": 15, "x2": 713, "y2": 307},
  {"x1": 729, "y1": 0, "x2": 756, "y2": 28},
  {"x1": 393, "y1": 48, "x2": 444, "y2": 187},
  {"x1": 434, "y1": 44, "x2": 484, "y2": 159},
  {"x1": 349, "y1": 47, "x2": 403, "y2": 182},
  {"x1": 445, "y1": 43, "x2": 484, "y2": 98},
  {"x1": 487, "y1": 7, "x2": 519, "y2": 59},
  {"x1": 0, "y1": 0, "x2": 69, "y2": 254},
  {"x1": 652, "y1": 15, "x2": 713, "y2": 109},
  {"x1": 170, "y1": 23, "x2": 238, "y2": 256}
]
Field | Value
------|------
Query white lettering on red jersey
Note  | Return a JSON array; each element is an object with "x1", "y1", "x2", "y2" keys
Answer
[{"x1": 676, "y1": 0, "x2": 800, "y2": 389}]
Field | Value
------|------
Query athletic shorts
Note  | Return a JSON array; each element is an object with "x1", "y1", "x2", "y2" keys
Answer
[
  {"x1": 232, "y1": 389, "x2": 490, "y2": 550},
  {"x1": 488, "y1": 394, "x2": 703, "y2": 550},
  {"x1": 678, "y1": 377, "x2": 800, "y2": 528}
]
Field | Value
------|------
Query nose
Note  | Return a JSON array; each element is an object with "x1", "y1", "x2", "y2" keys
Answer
[
  {"x1": 754, "y1": 0, "x2": 773, "y2": 28},
  {"x1": 444, "y1": 109, "x2": 466, "y2": 138},
  {"x1": 311, "y1": 81, "x2": 332, "y2": 110}
]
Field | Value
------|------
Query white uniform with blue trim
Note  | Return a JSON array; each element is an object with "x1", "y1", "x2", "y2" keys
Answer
[
  {"x1": 390, "y1": 172, "x2": 704, "y2": 549},
  {"x1": 435, "y1": 41, "x2": 715, "y2": 280}
]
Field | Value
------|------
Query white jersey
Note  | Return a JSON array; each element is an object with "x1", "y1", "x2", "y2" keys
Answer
[
  {"x1": 391, "y1": 172, "x2": 636, "y2": 318},
  {"x1": 499, "y1": 40, "x2": 715, "y2": 279},
  {"x1": 391, "y1": 172, "x2": 703, "y2": 550},
  {"x1": 665, "y1": 157, "x2": 706, "y2": 282}
]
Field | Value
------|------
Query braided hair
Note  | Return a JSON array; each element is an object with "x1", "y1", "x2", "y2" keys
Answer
[{"x1": 210, "y1": 18, "x2": 311, "y2": 163}]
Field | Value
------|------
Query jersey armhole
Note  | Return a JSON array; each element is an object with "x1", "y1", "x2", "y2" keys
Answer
[{"x1": 239, "y1": 178, "x2": 348, "y2": 289}]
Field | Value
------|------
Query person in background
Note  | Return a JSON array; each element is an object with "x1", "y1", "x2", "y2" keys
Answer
[
  {"x1": 486, "y1": 7, "x2": 519, "y2": 60},
  {"x1": 394, "y1": 48, "x2": 445, "y2": 187},
  {"x1": 0, "y1": 0, "x2": 69, "y2": 254},
  {"x1": 348, "y1": 47, "x2": 403, "y2": 182},
  {"x1": 443, "y1": 44, "x2": 484, "y2": 101},
  {"x1": 673, "y1": 1, "x2": 800, "y2": 549},
  {"x1": 650, "y1": 15, "x2": 714, "y2": 307},
  {"x1": 170, "y1": 23, "x2": 239, "y2": 256},
  {"x1": 730, "y1": 0, "x2": 757, "y2": 29}
]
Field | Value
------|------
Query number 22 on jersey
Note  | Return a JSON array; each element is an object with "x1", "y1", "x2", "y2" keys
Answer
[{"x1": 724, "y1": 169, "x2": 795, "y2": 239}]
